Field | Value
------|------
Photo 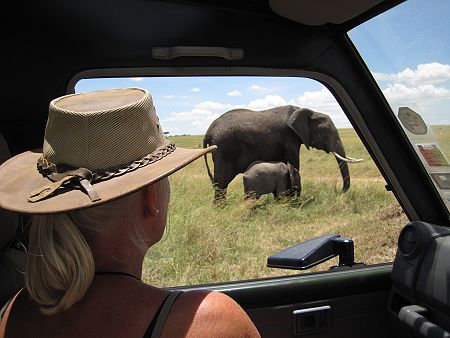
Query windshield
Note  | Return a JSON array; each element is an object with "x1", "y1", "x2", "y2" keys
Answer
[
  {"x1": 349, "y1": 0, "x2": 450, "y2": 213},
  {"x1": 76, "y1": 75, "x2": 406, "y2": 286}
]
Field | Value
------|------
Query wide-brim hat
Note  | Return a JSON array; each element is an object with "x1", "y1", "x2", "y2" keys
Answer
[{"x1": 0, "y1": 88, "x2": 216, "y2": 214}]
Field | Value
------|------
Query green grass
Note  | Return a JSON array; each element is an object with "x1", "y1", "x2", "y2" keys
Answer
[
  {"x1": 141, "y1": 128, "x2": 448, "y2": 287},
  {"x1": 168, "y1": 135, "x2": 204, "y2": 149}
]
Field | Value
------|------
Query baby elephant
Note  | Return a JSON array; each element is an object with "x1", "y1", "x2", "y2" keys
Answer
[{"x1": 243, "y1": 161, "x2": 301, "y2": 199}]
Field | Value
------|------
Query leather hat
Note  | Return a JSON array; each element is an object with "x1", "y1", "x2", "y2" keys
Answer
[{"x1": 0, "y1": 88, "x2": 216, "y2": 214}]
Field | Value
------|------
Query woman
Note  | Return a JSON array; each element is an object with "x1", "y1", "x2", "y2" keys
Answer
[{"x1": 0, "y1": 88, "x2": 261, "y2": 338}]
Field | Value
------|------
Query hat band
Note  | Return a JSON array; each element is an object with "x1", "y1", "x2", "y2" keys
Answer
[{"x1": 29, "y1": 140, "x2": 176, "y2": 203}]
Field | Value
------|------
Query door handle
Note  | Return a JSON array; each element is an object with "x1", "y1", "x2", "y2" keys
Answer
[
  {"x1": 399, "y1": 305, "x2": 450, "y2": 337},
  {"x1": 293, "y1": 305, "x2": 331, "y2": 336}
]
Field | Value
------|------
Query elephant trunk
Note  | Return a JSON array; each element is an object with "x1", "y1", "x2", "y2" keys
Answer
[{"x1": 333, "y1": 141, "x2": 350, "y2": 192}]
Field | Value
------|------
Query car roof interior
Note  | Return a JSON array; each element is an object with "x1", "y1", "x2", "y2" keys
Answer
[{"x1": 5, "y1": 0, "x2": 447, "y2": 225}]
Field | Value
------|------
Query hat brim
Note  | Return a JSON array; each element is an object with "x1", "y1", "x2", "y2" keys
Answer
[{"x1": 0, "y1": 145, "x2": 217, "y2": 214}]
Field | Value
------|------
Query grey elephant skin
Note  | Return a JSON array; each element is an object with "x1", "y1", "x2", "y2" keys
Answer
[
  {"x1": 203, "y1": 105, "x2": 361, "y2": 202},
  {"x1": 243, "y1": 161, "x2": 300, "y2": 199}
]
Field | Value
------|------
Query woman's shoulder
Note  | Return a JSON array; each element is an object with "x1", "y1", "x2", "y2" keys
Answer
[
  {"x1": 3, "y1": 278, "x2": 170, "y2": 338},
  {"x1": 162, "y1": 290, "x2": 261, "y2": 338},
  {"x1": 3, "y1": 281, "x2": 260, "y2": 338}
]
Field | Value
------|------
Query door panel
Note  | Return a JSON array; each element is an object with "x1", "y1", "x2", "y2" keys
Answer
[
  {"x1": 246, "y1": 291, "x2": 392, "y2": 338},
  {"x1": 180, "y1": 264, "x2": 395, "y2": 337}
]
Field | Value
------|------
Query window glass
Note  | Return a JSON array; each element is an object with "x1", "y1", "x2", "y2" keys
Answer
[
  {"x1": 76, "y1": 76, "x2": 406, "y2": 286},
  {"x1": 349, "y1": 0, "x2": 450, "y2": 213}
]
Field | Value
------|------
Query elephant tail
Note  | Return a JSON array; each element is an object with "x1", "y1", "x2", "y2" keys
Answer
[{"x1": 203, "y1": 136, "x2": 215, "y2": 184}]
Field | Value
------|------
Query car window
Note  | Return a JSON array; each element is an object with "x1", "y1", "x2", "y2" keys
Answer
[
  {"x1": 349, "y1": 0, "x2": 450, "y2": 214},
  {"x1": 75, "y1": 76, "x2": 407, "y2": 287}
]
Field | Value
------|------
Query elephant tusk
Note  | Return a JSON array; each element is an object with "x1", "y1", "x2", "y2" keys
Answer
[
  {"x1": 332, "y1": 152, "x2": 363, "y2": 163},
  {"x1": 346, "y1": 156, "x2": 364, "y2": 162}
]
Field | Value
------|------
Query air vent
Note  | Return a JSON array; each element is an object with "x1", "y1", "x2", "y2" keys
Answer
[{"x1": 398, "y1": 225, "x2": 418, "y2": 257}]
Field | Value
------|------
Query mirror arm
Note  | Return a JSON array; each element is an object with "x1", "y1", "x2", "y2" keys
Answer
[{"x1": 267, "y1": 234, "x2": 364, "y2": 270}]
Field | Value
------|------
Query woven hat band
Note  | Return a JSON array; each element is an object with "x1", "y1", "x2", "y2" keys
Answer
[
  {"x1": 29, "y1": 139, "x2": 176, "y2": 203},
  {"x1": 42, "y1": 88, "x2": 165, "y2": 171}
]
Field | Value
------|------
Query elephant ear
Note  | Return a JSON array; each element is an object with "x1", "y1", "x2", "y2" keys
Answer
[
  {"x1": 287, "y1": 108, "x2": 313, "y2": 149},
  {"x1": 287, "y1": 162, "x2": 295, "y2": 187}
]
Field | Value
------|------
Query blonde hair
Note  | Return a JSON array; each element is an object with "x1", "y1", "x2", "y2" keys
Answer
[{"x1": 25, "y1": 186, "x2": 149, "y2": 315}]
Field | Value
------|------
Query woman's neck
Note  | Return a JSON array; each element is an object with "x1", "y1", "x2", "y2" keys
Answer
[{"x1": 84, "y1": 223, "x2": 148, "y2": 281}]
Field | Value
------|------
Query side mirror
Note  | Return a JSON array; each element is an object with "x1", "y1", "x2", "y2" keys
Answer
[{"x1": 267, "y1": 234, "x2": 363, "y2": 270}]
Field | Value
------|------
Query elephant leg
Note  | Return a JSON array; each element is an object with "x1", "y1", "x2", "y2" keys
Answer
[
  {"x1": 243, "y1": 177, "x2": 256, "y2": 200},
  {"x1": 274, "y1": 182, "x2": 286, "y2": 200},
  {"x1": 213, "y1": 162, "x2": 236, "y2": 204},
  {"x1": 283, "y1": 143, "x2": 300, "y2": 171},
  {"x1": 244, "y1": 191, "x2": 257, "y2": 200},
  {"x1": 244, "y1": 192, "x2": 255, "y2": 200}
]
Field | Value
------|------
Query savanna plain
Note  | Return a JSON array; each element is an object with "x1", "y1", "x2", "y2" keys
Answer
[{"x1": 143, "y1": 126, "x2": 450, "y2": 287}]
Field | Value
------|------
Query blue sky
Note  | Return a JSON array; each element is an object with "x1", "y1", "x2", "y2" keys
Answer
[{"x1": 76, "y1": 0, "x2": 450, "y2": 135}]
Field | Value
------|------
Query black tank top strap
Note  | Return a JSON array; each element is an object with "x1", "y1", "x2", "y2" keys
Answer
[
  {"x1": 95, "y1": 271, "x2": 141, "y2": 280},
  {"x1": 144, "y1": 290, "x2": 184, "y2": 338}
]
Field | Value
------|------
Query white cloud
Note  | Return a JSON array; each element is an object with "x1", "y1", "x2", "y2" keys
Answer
[
  {"x1": 373, "y1": 63, "x2": 450, "y2": 85},
  {"x1": 191, "y1": 87, "x2": 201, "y2": 92},
  {"x1": 289, "y1": 86, "x2": 349, "y2": 127},
  {"x1": 373, "y1": 63, "x2": 450, "y2": 126},
  {"x1": 159, "y1": 100, "x2": 239, "y2": 135},
  {"x1": 293, "y1": 86, "x2": 338, "y2": 110},
  {"x1": 227, "y1": 90, "x2": 242, "y2": 96},
  {"x1": 162, "y1": 109, "x2": 211, "y2": 122},
  {"x1": 159, "y1": 63, "x2": 450, "y2": 134},
  {"x1": 190, "y1": 116, "x2": 220, "y2": 131},
  {"x1": 196, "y1": 101, "x2": 234, "y2": 110},
  {"x1": 160, "y1": 89, "x2": 351, "y2": 133},
  {"x1": 130, "y1": 77, "x2": 144, "y2": 82},
  {"x1": 246, "y1": 95, "x2": 287, "y2": 110},
  {"x1": 382, "y1": 83, "x2": 450, "y2": 102},
  {"x1": 248, "y1": 84, "x2": 270, "y2": 94},
  {"x1": 160, "y1": 108, "x2": 221, "y2": 135},
  {"x1": 241, "y1": 91, "x2": 350, "y2": 128}
]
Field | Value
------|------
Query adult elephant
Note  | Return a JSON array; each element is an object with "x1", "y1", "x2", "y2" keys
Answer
[{"x1": 203, "y1": 105, "x2": 362, "y2": 202}]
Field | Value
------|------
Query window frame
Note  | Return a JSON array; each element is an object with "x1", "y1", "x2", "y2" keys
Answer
[{"x1": 69, "y1": 66, "x2": 419, "y2": 222}]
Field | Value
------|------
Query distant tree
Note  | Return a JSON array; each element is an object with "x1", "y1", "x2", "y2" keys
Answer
[{"x1": 163, "y1": 131, "x2": 170, "y2": 135}]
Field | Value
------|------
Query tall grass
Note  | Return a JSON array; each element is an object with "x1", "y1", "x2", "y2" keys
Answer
[{"x1": 143, "y1": 129, "x2": 414, "y2": 287}]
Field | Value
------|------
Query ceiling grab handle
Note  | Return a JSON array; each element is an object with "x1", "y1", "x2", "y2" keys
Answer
[{"x1": 152, "y1": 46, "x2": 244, "y2": 60}]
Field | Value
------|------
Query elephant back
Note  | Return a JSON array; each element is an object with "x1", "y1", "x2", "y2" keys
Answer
[{"x1": 205, "y1": 106, "x2": 295, "y2": 142}]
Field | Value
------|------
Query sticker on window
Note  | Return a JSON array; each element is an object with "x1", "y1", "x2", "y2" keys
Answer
[
  {"x1": 417, "y1": 144, "x2": 450, "y2": 168},
  {"x1": 431, "y1": 173, "x2": 450, "y2": 190},
  {"x1": 398, "y1": 107, "x2": 428, "y2": 135}
]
